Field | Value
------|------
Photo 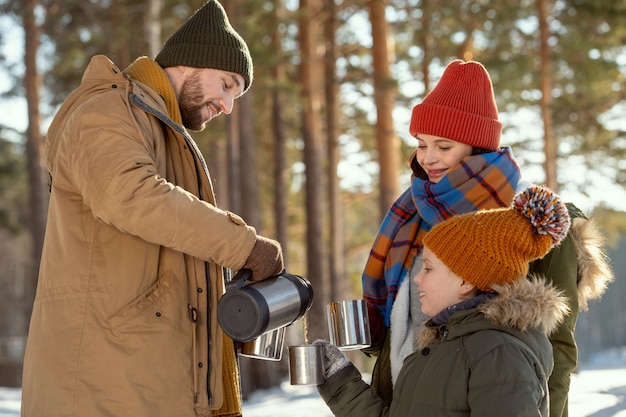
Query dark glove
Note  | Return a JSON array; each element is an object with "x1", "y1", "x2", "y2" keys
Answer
[
  {"x1": 242, "y1": 235, "x2": 284, "y2": 281},
  {"x1": 313, "y1": 339, "x2": 349, "y2": 378}
]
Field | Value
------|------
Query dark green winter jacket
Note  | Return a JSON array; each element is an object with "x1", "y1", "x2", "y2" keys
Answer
[
  {"x1": 365, "y1": 203, "x2": 614, "y2": 417},
  {"x1": 319, "y1": 278, "x2": 569, "y2": 417}
]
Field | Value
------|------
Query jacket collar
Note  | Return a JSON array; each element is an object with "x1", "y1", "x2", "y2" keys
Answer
[{"x1": 124, "y1": 56, "x2": 183, "y2": 126}]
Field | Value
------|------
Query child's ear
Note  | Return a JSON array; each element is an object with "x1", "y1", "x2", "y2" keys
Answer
[{"x1": 459, "y1": 280, "x2": 477, "y2": 297}]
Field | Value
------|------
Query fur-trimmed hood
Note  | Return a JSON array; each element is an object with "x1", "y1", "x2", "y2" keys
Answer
[
  {"x1": 418, "y1": 277, "x2": 570, "y2": 349},
  {"x1": 569, "y1": 214, "x2": 615, "y2": 310}
]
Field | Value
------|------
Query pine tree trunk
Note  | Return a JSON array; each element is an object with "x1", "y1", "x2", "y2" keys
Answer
[
  {"x1": 239, "y1": 93, "x2": 261, "y2": 228},
  {"x1": 299, "y1": 0, "x2": 328, "y2": 341},
  {"x1": 324, "y1": 0, "x2": 346, "y2": 302},
  {"x1": 22, "y1": 0, "x2": 46, "y2": 333},
  {"x1": 369, "y1": 0, "x2": 400, "y2": 219},
  {"x1": 144, "y1": 0, "x2": 163, "y2": 58},
  {"x1": 227, "y1": 107, "x2": 242, "y2": 213},
  {"x1": 223, "y1": 0, "x2": 288, "y2": 396},
  {"x1": 537, "y1": 0, "x2": 558, "y2": 191},
  {"x1": 272, "y1": 0, "x2": 289, "y2": 264},
  {"x1": 421, "y1": 0, "x2": 432, "y2": 93}
]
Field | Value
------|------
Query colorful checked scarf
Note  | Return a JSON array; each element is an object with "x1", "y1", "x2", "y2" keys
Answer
[{"x1": 362, "y1": 147, "x2": 521, "y2": 326}]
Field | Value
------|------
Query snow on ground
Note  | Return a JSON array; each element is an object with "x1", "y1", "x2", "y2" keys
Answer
[
  {"x1": 1, "y1": 347, "x2": 625, "y2": 417},
  {"x1": 568, "y1": 347, "x2": 626, "y2": 417}
]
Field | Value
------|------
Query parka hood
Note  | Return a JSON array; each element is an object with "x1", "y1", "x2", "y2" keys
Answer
[
  {"x1": 45, "y1": 55, "x2": 167, "y2": 178},
  {"x1": 46, "y1": 56, "x2": 125, "y2": 173},
  {"x1": 569, "y1": 214, "x2": 615, "y2": 311},
  {"x1": 418, "y1": 276, "x2": 569, "y2": 349},
  {"x1": 479, "y1": 276, "x2": 570, "y2": 334}
]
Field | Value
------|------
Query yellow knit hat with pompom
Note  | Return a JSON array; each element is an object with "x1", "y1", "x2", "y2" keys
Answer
[{"x1": 422, "y1": 186, "x2": 570, "y2": 291}]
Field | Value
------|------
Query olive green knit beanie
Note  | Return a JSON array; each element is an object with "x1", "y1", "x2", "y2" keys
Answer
[{"x1": 155, "y1": 0, "x2": 253, "y2": 92}]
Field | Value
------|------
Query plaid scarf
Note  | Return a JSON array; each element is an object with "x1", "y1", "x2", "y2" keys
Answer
[{"x1": 362, "y1": 147, "x2": 521, "y2": 326}]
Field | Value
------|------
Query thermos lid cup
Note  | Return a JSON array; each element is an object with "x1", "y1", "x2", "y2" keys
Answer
[
  {"x1": 240, "y1": 326, "x2": 286, "y2": 361},
  {"x1": 288, "y1": 344, "x2": 326, "y2": 385},
  {"x1": 326, "y1": 299, "x2": 371, "y2": 350}
]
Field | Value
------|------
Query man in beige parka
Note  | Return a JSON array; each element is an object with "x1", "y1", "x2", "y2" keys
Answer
[{"x1": 20, "y1": 1, "x2": 281, "y2": 416}]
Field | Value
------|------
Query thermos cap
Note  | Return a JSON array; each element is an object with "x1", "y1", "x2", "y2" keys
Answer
[
  {"x1": 217, "y1": 269, "x2": 313, "y2": 342},
  {"x1": 217, "y1": 290, "x2": 269, "y2": 342}
]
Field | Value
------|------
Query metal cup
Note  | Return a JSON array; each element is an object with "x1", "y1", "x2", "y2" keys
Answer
[
  {"x1": 326, "y1": 299, "x2": 371, "y2": 350},
  {"x1": 240, "y1": 326, "x2": 286, "y2": 361},
  {"x1": 288, "y1": 344, "x2": 326, "y2": 385}
]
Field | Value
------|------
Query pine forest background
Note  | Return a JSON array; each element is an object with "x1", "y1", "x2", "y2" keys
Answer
[{"x1": 1, "y1": 0, "x2": 626, "y2": 395}]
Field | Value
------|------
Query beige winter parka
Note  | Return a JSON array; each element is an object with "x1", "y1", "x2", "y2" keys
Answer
[{"x1": 21, "y1": 55, "x2": 257, "y2": 417}]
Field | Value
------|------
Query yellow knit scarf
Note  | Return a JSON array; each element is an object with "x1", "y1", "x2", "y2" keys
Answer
[
  {"x1": 124, "y1": 56, "x2": 183, "y2": 125},
  {"x1": 217, "y1": 335, "x2": 244, "y2": 417}
]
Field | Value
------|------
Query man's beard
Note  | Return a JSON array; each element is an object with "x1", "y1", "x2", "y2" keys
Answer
[{"x1": 179, "y1": 72, "x2": 208, "y2": 131}]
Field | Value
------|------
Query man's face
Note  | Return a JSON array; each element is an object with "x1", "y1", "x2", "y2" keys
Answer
[{"x1": 178, "y1": 67, "x2": 245, "y2": 131}]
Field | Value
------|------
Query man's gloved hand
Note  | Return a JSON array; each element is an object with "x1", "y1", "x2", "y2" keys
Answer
[
  {"x1": 313, "y1": 339, "x2": 349, "y2": 378},
  {"x1": 242, "y1": 235, "x2": 284, "y2": 281}
]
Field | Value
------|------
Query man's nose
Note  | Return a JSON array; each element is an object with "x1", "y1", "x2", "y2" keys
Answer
[{"x1": 220, "y1": 95, "x2": 235, "y2": 115}]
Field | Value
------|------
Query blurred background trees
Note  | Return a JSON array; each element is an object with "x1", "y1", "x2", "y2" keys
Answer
[{"x1": 0, "y1": 0, "x2": 625, "y2": 394}]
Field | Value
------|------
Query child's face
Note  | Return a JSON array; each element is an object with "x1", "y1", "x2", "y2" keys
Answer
[
  {"x1": 414, "y1": 134, "x2": 473, "y2": 183},
  {"x1": 413, "y1": 247, "x2": 467, "y2": 317}
]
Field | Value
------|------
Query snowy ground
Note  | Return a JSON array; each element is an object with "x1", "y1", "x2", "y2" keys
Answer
[{"x1": 2, "y1": 347, "x2": 625, "y2": 417}]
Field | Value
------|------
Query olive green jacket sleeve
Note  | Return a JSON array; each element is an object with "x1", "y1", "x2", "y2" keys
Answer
[
  {"x1": 368, "y1": 330, "x2": 394, "y2": 407},
  {"x1": 528, "y1": 203, "x2": 615, "y2": 417},
  {"x1": 318, "y1": 365, "x2": 388, "y2": 417},
  {"x1": 529, "y1": 228, "x2": 578, "y2": 417}
]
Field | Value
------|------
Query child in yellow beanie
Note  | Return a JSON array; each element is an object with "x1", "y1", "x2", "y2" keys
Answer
[{"x1": 315, "y1": 185, "x2": 571, "y2": 417}]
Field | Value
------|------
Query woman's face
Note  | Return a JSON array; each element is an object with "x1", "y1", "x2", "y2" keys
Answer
[
  {"x1": 414, "y1": 134, "x2": 473, "y2": 183},
  {"x1": 412, "y1": 247, "x2": 467, "y2": 317}
]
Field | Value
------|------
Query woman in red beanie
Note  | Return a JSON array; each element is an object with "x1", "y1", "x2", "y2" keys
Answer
[{"x1": 359, "y1": 59, "x2": 613, "y2": 417}]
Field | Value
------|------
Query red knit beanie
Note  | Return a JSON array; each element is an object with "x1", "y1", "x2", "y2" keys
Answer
[{"x1": 409, "y1": 59, "x2": 501, "y2": 151}]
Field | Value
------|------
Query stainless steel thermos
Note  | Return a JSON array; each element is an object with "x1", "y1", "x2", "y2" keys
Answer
[{"x1": 217, "y1": 269, "x2": 313, "y2": 342}]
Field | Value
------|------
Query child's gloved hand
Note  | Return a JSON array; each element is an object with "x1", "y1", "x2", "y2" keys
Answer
[{"x1": 313, "y1": 339, "x2": 349, "y2": 378}]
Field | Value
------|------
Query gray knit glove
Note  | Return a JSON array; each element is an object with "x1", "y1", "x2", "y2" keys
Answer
[{"x1": 313, "y1": 339, "x2": 349, "y2": 378}]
